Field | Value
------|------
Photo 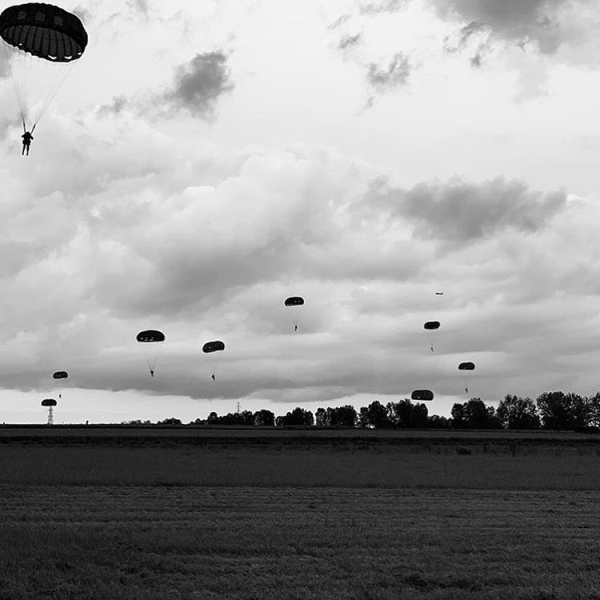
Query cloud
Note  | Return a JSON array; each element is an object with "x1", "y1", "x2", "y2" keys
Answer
[
  {"x1": 431, "y1": 0, "x2": 564, "y2": 53},
  {"x1": 358, "y1": 0, "x2": 407, "y2": 15},
  {"x1": 365, "y1": 52, "x2": 412, "y2": 104},
  {"x1": 338, "y1": 33, "x2": 363, "y2": 52},
  {"x1": 360, "y1": 176, "x2": 567, "y2": 247},
  {"x1": 161, "y1": 51, "x2": 234, "y2": 119}
]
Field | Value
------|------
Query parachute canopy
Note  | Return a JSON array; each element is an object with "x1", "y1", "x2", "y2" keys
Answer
[
  {"x1": 284, "y1": 296, "x2": 304, "y2": 307},
  {"x1": 41, "y1": 398, "x2": 56, "y2": 406},
  {"x1": 52, "y1": 370, "x2": 68, "y2": 379},
  {"x1": 411, "y1": 389, "x2": 434, "y2": 401},
  {"x1": 458, "y1": 362, "x2": 475, "y2": 371},
  {"x1": 435, "y1": 292, "x2": 444, "y2": 295},
  {"x1": 424, "y1": 321, "x2": 440, "y2": 330},
  {"x1": 136, "y1": 330, "x2": 165, "y2": 343},
  {"x1": 0, "y1": 3, "x2": 88, "y2": 62},
  {"x1": 203, "y1": 340, "x2": 225, "y2": 353},
  {"x1": 0, "y1": 3, "x2": 88, "y2": 130}
]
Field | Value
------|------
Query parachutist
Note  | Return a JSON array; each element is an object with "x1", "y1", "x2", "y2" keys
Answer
[
  {"x1": 294, "y1": 325, "x2": 298, "y2": 332},
  {"x1": 21, "y1": 131, "x2": 33, "y2": 155},
  {"x1": 150, "y1": 369, "x2": 154, "y2": 377},
  {"x1": 465, "y1": 387, "x2": 469, "y2": 394},
  {"x1": 430, "y1": 346, "x2": 434, "y2": 352},
  {"x1": 211, "y1": 373, "x2": 216, "y2": 382}
]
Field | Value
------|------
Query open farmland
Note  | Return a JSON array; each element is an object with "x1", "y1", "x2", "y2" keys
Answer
[{"x1": 1, "y1": 427, "x2": 600, "y2": 599}]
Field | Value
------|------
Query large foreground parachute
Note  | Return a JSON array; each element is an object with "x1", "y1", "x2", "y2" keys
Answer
[{"x1": 0, "y1": 3, "x2": 88, "y2": 130}]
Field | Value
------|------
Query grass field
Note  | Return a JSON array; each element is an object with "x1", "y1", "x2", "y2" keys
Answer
[{"x1": 1, "y1": 427, "x2": 600, "y2": 599}]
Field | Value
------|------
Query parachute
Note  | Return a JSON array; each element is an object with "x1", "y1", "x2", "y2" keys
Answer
[
  {"x1": 284, "y1": 296, "x2": 304, "y2": 331},
  {"x1": 424, "y1": 321, "x2": 441, "y2": 352},
  {"x1": 203, "y1": 340, "x2": 224, "y2": 381},
  {"x1": 202, "y1": 340, "x2": 225, "y2": 353},
  {"x1": 411, "y1": 389, "x2": 434, "y2": 401},
  {"x1": 458, "y1": 362, "x2": 475, "y2": 370},
  {"x1": 0, "y1": 3, "x2": 88, "y2": 131},
  {"x1": 52, "y1": 369, "x2": 68, "y2": 400},
  {"x1": 136, "y1": 330, "x2": 165, "y2": 343},
  {"x1": 435, "y1": 292, "x2": 444, "y2": 295},
  {"x1": 41, "y1": 397, "x2": 56, "y2": 424},
  {"x1": 458, "y1": 362, "x2": 475, "y2": 394},
  {"x1": 136, "y1": 330, "x2": 165, "y2": 376}
]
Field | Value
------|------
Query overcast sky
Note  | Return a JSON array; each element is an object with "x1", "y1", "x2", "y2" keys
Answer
[{"x1": 0, "y1": 0, "x2": 599, "y2": 424}]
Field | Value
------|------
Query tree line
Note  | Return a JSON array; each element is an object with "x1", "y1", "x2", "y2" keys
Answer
[{"x1": 124, "y1": 391, "x2": 600, "y2": 431}]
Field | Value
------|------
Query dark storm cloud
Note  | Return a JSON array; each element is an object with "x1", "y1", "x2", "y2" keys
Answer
[
  {"x1": 431, "y1": 0, "x2": 565, "y2": 54},
  {"x1": 366, "y1": 52, "x2": 411, "y2": 91},
  {"x1": 163, "y1": 51, "x2": 234, "y2": 119},
  {"x1": 364, "y1": 176, "x2": 567, "y2": 246}
]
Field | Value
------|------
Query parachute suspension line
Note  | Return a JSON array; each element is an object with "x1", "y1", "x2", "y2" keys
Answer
[
  {"x1": 31, "y1": 59, "x2": 74, "y2": 129},
  {"x1": 2, "y1": 41, "x2": 27, "y2": 130}
]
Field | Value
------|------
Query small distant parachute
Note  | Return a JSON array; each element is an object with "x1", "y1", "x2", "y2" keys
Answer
[
  {"x1": 458, "y1": 362, "x2": 475, "y2": 394},
  {"x1": 411, "y1": 389, "x2": 434, "y2": 401},
  {"x1": 202, "y1": 340, "x2": 225, "y2": 353},
  {"x1": 458, "y1": 362, "x2": 475, "y2": 371},
  {"x1": 435, "y1": 292, "x2": 444, "y2": 295},
  {"x1": 136, "y1": 330, "x2": 165, "y2": 343},
  {"x1": 52, "y1": 371, "x2": 68, "y2": 379},
  {"x1": 41, "y1": 397, "x2": 57, "y2": 424},
  {"x1": 284, "y1": 296, "x2": 304, "y2": 307},
  {"x1": 424, "y1": 321, "x2": 441, "y2": 352},
  {"x1": 203, "y1": 340, "x2": 225, "y2": 381},
  {"x1": 284, "y1": 296, "x2": 304, "y2": 331},
  {"x1": 0, "y1": 3, "x2": 89, "y2": 131},
  {"x1": 136, "y1": 330, "x2": 165, "y2": 376}
]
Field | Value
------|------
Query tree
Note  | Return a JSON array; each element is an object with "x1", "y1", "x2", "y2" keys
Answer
[
  {"x1": 358, "y1": 400, "x2": 391, "y2": 428},
  {"x1": 427, "y1": 415, "x2": 452, "y2": 429},
  {"x1": 315, "y1": 407, "x2": 328, "y2": 427},
  {"x1": 278, "y1": 407, "x2": 314, "y2": 426},
  {"x1": 496, "y1": 395, "x2": 540, "y2": 430},
  {"x1": 536, "y1": 391, "x2": 590, "y2": 430},
  {"x1": 451, "y1": 399, "x2": 500, "y2": 429},
  {"x1": 330, "y1": 405, "x2": 358, "y2": 427},
  {"x1": 387, "y1": 399, "x2": 429, "y2": 428},
  {"x1": 587, "y1": 393, "x2": 600, "y2": 428},
  {"x1": 253, "y1": 409, "x2": 275, "y2": 426}
]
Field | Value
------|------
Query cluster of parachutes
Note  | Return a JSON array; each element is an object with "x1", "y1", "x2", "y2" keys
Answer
[
  {"x1": 1, "y1": 6, "x2": 478, "y2": 407},
  {"x1": 44, "y1": 291, "x2": 476, "y2": 406},
  {"x1": 133, "y1": 296, "x2": 304, "y2": 381},
  {"x1": 410, "y1": 292, "x2": 476, "y2": 402}
]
